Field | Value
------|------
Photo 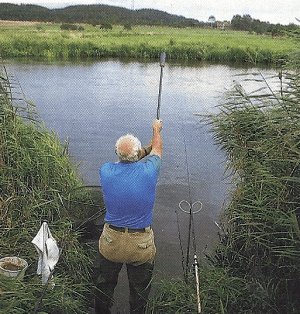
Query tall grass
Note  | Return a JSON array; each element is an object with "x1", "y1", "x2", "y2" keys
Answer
[
  {"x1": 147, "y1": 262, "x2": 276, "y2": 313},
  {"x1": 200, "y1": 52, "x2": 300, "y2": 313},
  {"x1": 0, "y1": 66, "x2": 105, "y2": 313},
  {"x1": 0, "y1": 23, "x2": 297, "y2": 64}
]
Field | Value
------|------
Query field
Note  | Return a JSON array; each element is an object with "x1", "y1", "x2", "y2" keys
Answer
[{"x1": 0, "y1": 21, "x2": 298, "y2": 64}]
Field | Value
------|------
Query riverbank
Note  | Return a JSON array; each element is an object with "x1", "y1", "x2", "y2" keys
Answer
[{"x1": 0, "y1": 21, "x2": 298, "y2": 64}]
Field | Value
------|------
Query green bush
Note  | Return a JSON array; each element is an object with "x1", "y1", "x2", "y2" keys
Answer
[
  {"x1": 100, "y1": 22, "x2": 113, "y2": 30},
  {"x1": 60, "y1": 23, "x2": 77, "y2": 30},
  {"x1": 123, "y1": 22, "x2": 132, "y2": 30}
]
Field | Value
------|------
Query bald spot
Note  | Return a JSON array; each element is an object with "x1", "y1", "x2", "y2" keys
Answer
[{"x1": 118, "y1": 138, "x2": 135, "y2": 155}]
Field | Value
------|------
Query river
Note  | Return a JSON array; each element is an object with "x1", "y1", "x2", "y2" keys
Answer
[{"x1": 5, "y1": 58, "x2": 279, "y2": 313}]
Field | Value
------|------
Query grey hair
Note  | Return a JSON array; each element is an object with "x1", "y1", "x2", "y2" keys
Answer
[{"x1": 115, "y1": 134, "x2": 141, "y2": 162}]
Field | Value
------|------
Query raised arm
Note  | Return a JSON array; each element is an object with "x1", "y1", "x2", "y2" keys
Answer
[
  {"x1": 150, "y1": 119, "x2": 162, "y2": 158},
  {"x1": 138, "y1": 120, "x2": 163, "y2": 159}
]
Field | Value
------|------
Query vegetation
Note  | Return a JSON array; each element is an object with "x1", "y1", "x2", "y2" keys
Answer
[
  {"x1": 148, "y1": 42, "x2": 300, "y2": 314},
  {"x1": 60, "y1": 22, "x2": 84, "y2": 31},
  {"x1": 204, "y1": 58, "x2": 300, "y2": 312},
  {"x1": 0, "y1": 3, "x2": 298, "y2": 65},
  {"x1": 231, "y1": 14, "x2": 300, "y2": 37},
  {"x1": 147, "y1": 266, "x2": 275, "y2": 313},
  {"x1": 0, "y1": 22, "x2": 297, "y2": 65},
  {"x1": 0, "y1": 67, "x2": 105, "y2": 313}
]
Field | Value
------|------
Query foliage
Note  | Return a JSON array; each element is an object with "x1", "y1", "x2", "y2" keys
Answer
[
  {"x1": 146, "y1": 278, "x2": 199, "y2": 313},
  {"x1": 0, "y1": 2, "x2": 298, "y2": 33},
  {"x1": 0, "y1": 3, "x2": 51, "y2": 22},
  {"x1": 60, "y1": 23, "x2": 79, "y2": 30},
  {"x1": 124, "y1": 22, "x2": 132, "y2": 31},
  {"x1": 147, "y1": 263, "x2": 277, "y2": 314},
  {"x1": 0, "y1": 67, "x2": 105, "y2": 312},
  {"x1": 100, "y1": 22, "x2": 113, "y2": 30},
  {"x1": 0, "y1": 275, "x2": 90, "y2": 314},
  {"x1": 231, "y1": 14, "x2": 299, "y2": 37},
  {"x1": 202, "y1": 52, "x2": 300, "y2": 312}
]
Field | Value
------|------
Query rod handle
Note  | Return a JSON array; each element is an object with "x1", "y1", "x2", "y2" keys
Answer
[{"x1": 160, "y1": 52, "x2": 166, "y2": 67}]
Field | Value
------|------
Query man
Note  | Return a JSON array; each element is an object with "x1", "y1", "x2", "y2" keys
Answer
[{"x1": 95, "y1": 119, "x2": 163, "y2": 314}]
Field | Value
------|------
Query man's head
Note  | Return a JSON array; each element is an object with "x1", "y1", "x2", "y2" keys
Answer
[{"x1": 115, "y1": 134, "x2": 141, "y2": 162}]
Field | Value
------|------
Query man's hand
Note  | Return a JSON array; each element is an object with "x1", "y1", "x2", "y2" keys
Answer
[
  {"x1": 150, "y1": 119, "x2": 163, "y2": 158},
  {"x1": 152, "y1": 119, "x2": 162, "y2": 133},
  {"x1": 138, "y1": 120, "x2": 163, "y2": 160}
]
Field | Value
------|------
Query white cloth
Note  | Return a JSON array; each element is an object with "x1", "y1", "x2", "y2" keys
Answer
[{"x1": 31, "y1": 222, "x2": 60, "y2": 283}]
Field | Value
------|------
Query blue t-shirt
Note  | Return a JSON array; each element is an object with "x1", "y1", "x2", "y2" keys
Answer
[{"x1": 100, "y1": 155, "x2": 162, "y2": 229}]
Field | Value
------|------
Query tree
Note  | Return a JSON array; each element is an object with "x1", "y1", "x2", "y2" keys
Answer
[
  {"x1": 100, "y1": 22, "x2": 113, "y2": 30},
  {"x1": 231, "y1": 14, "x2": 252, "y2": 31},
  {"x1": 208, "y1": 15, "x2": 216, "y2": 28},
  {"x1": 123, "y1": 22, "x2": 132, "y2": 30}
]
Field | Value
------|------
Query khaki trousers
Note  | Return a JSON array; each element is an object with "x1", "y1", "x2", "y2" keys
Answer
[
  {"x1": 95, "y1": 223, "x2": 156, "y2": 313},
  {"x1": 99, "y1": 223, "x2": 156, "y2": 266}
]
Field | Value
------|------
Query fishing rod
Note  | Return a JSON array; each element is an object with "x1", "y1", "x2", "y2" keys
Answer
[
  {"x1": 176, "y1": 123, "x2": 203, "y2": 313},
  {"x1": 194, "y1": 254, "x2": 201, "y2": 314},
  {"x1": 178, "y1": 196, "x2": 203, "y2": 314},
  {"x1": 157, "y1": 52, "x2": 166, "y2": 120},
  {"x1": 179, "y1": 200, "x2": 202, "y2": 277}
]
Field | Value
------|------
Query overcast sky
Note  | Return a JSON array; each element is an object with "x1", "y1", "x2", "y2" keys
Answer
[{"x1": 1, "y1": 0, "x2": 299, "y2": 25}]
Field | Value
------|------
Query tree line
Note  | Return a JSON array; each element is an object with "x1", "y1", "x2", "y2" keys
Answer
[
  {"x1": 231, "y1": 14, "x2": 299, "y2": 37},
  {"x1": 0, "y1": 3, "x2": 198, "y2": 27},
  {"x1": 0, "y1": 3, "x2": 298, "y2": 35}
]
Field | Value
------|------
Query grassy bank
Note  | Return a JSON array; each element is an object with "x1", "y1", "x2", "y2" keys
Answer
[
  {"x1": 0, "y1": 21, "x2": 298, "y2": 64},
  {"x1": 0, "y1": 68, "x2": 105, "y2": 313}
]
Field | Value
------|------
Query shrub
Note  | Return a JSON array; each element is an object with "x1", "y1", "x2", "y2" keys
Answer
[
  {"x1": 60, "y1": 23, "x2": 78, "y2": 30},
  {"x1": 100, "y1": 22, "x2": 113, "y2": 30},
  {"x1": 123, "y1": 22, "x2": 132, "y2": 30}
]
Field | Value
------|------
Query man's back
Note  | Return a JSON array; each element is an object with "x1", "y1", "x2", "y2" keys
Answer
[{"x1": 100, "y1": 155, "x2": 162, "y2": 229}]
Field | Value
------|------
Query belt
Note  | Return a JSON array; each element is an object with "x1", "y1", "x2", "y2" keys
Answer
[{"x1": 108, "y1": 224, "x2": 147, "y2": 233}]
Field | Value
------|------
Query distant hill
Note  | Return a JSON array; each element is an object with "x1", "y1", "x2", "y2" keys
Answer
[{"x1": 0, "y1": 3, "x2": 200, "y2": 27}]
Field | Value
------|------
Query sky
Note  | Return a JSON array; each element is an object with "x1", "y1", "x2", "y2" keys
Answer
[{"x1": 1, "y1": 0, "x2": 299, "y2": 25}]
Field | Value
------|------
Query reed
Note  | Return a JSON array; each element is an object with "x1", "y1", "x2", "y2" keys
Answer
[
  {"x1": 147, "y1": 262, "x2": 274, "y2": 313},
  {"x1": 0, "y1": 23, "x2": 297, "y2": 64},
  {"x1": 201, "y1": 51, "x2": 300, "y2": 312},
  {"x1": 0, "y1": 67, "x2": 104, "y2": 312}
]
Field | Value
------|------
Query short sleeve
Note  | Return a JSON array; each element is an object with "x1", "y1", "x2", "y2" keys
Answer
[{"x1": 146, "y1": 155, "x2": 162, "y2": 176}]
